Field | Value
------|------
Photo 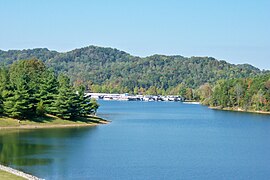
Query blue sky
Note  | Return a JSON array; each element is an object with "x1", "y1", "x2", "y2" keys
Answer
[{"x1": 0, "y1": 0, "x2": 269, "y2": 69}]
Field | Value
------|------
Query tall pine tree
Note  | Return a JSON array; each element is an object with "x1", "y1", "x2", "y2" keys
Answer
[
  {"x1": 51, "y1": 74, "x2": 78, "y2": 119},
  {"x1": 38, "y1": 69, "x2": 58, "y2": 115},
  {"x1": 0, "y1": 68, "x2": 9, "y2": 115},
  {"x1": 0, "y1": 59, "x2": 100, "y2": 120},
  {"x1": 3, "y1": 75, "x2": 32, "y2": 119}
]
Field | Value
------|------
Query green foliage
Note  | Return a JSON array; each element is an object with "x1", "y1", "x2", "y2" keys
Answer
[
  {"x1": 38, "y1": 69, "x2": 58, "y2": 114},
  {"x1": 36, "y1": 101, "x2": 45, "y2": 116},
  {"x1": 197, "y1": 83, "x2": 212, "y2": 105},
  {"x1": 0, "y1": 68, "x2": 9, "y2": 114},
  {"x1": 3, "y1": 83, "x2": 31, "y2": 119},
  {"x1": 0, "y1": 59, "x2": 99, "y2": 120},
  {"x1": 0, "y1": 46, "x2": 269, "y2": 113},
  {"x1": 0, "y1": 46, "x2": 266, "y2": 94},
  {"x1": 208, "y1": 74, "x2": 270, "y2": 112},
  {"x1": 51, "y1": 74, "x2": 76, "y2": 119},
  {"x1": 89, "y1": 98, "x2": 99, "y2": 115}
]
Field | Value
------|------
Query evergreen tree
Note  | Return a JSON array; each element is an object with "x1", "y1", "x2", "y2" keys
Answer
[
  {"x1": 8, "y1": 59, "x2": 46, "y2": 117},
  {"x1": 76, "y1": 85, "x2": 99, "y2": 116},
  {"x1": 89, "y1": 98, "x2": 99, "y2": 115},
  {"x1": 38, "y1": 69, "x2": 58, "y2": 114},
  {"x1": 0, "y1": 94, "x2": 3, "y2": 115},
  {"x1": 0, "y1": 68, "x2": 9, "y2": 115},
  {"x1": 3, "y1": 76, "x2": 32, "y2": 119},
  {"x1": 0, "y1": 59, "x2": 100, "y2": 120},
  {"x1": 51, "y1": 74, "x2": 78, "y2": 119},
  {"x1": 76, "y1": 85, "x2": 89, "y2": 117}
]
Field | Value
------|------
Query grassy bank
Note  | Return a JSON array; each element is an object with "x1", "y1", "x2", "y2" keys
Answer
[
  {"x1": 209, "y1": 106, "x2": 270, "y2": 115},
  {"x1": 0, "y1": 170, "x2": 25, "y2": 180},
  {"x1": 0, "y1": 114, "x2": 110, "y2": 129},
  {"x1": 0, "y1": 164, "x2": 40, "y2": 180}
]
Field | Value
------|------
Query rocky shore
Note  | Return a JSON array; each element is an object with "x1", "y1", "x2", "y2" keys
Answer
[
  {"x1": 0, "y1": 164, "x2": 41, "y2": 180},
  {"x1": 209, "y1": 106, "x2": 270, "y2": 115}
]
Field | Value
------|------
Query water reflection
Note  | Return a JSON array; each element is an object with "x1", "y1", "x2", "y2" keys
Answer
[{"x1": 0, "y1": 127, "x2": 97, "y2": 168}]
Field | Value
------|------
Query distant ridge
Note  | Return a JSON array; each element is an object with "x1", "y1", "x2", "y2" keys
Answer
[{"x1": 0, "y1": 45, "x2": 267, "y2": 91}]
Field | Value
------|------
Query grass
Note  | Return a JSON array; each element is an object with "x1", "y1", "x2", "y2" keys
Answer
[
  {"x1": 0, "y1": 114, "x2": 109, "y2": 129},
  {"x1": 0, "y1": 170, "x2": 26, "y2": 180}
]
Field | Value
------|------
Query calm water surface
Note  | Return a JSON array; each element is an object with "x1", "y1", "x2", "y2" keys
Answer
[{"x1": 1, "y1": 101, "x2": 270, "y2": 179}]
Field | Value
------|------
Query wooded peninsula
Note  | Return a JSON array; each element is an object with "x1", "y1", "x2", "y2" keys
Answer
[{"x1": 0, "y1": 59, "x2": 104, "y2": 127}]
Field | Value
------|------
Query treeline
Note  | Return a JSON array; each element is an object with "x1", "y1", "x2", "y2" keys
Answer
[
  {"x1": 0, "y1": 59, "x2": 99, "y2": 120},
  {"x1": 0, "y1": 46, "x2": 265, "y2": 93},
  {"x1": 197, "y1": 74, "x2": 270, "y2": 112},
  {"x1": 89, "y1": 83, "x2": 197, "y2": 99},
  {"x1": 1, "y1": 46, "x2": 269, "y2": 112}
]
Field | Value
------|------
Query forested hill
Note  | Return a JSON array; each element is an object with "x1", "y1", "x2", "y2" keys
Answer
[{"x1": 0, "y1": 46, "x2": 266, "y2": 93}]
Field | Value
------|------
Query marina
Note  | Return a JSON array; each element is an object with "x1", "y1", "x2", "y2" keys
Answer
[{"x1": 86, "y1": 93, "x2": 184, "y2": 102}]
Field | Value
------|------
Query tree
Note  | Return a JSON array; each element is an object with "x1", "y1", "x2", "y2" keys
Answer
[
  {"x1": 209, "y1": 74, "x2": 270, "y2": 112},
  {"x1": 8, "y1": 59, "x2": 46, "y2": 117},
  {"x1": 133, "y1": 87, "x2": 139, "y2": 95},
  {"x1": 0, "y1": 59, "x2": 101, "y2": 120},
  {"x1": 198, "y1": 83, "x2": 212, "y2": 105},
  {"x1": 38, "y1": 70, "x2": 58, "y2": 114},
  {"x1": 185, "y1": 88, "x2": 193, "y2": 100},
  {"x1": 36, "y1": 101, "x2": 45, "y2": 116},
  {"x1": 0, "y1": 68, "x2": 9, "y2": 114},
  {"x1": 234, "y1": 83, "x2": 243, "y2": 107},
  {"x1": 3, "y1": 76, "x2": 32, "y2": 119},
  {"x1": 265, "y1": 80, "x2": 270, "y2": 90},
  {"x1": 0, "y1": 46, "x2": 263, "y2": 94},
  {"x1": 89, "y1": 99, "x2": 99, "y2": 115},
  {"x1": 51, "y1": 74, "x2": 75, "y2": 119},
  {"x1": 178, "y1": 84, "x2": 187, "y2": 97},
  {"x1": 146, "y1": 86, "x2": 158, "y2": 95}
]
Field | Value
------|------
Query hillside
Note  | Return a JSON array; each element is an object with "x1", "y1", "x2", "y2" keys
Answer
[{"x1": 0, "y1": 46, "x2": 265, "y2": 93}]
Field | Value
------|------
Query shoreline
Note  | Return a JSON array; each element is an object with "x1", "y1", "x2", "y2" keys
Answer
[
  {"x1": 183, "y1": 101, "x2": 200, "y2": 105},
  {"x1": 0, "y1": 115, "x2": 110, "y2": 130},
  {"x1": 0, "y1": 164, "x2": 41, "y2": 180},
  {"x1": 0, "y1": 122, "x2": 109, "y2": 130},
  {"x1": 209, "y1": 106, "x2": 270, "y2": 115}
]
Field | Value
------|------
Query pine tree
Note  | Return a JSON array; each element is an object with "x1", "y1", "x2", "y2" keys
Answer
[
  {"x1": 0, "y1": 93, "x2": 3, "y2": 115},
  {"x1": 51, "y1": 74, "x2": 78, "y2": 119},
  {"x1": 0, "y1": 59, "x2": 100, "y2": 120},
  {"x1": 0, "y1": 68, "x2": 9, "y2": 115},
  {"x1": 89, "y1": 98, "x2": 99, "y2": 115},
  {"x1": 3, "y1": 77, "x2": 32, "y2": 119},
  {"x1": 36, "y1": 100, "x2": 45, "y2": 116},
  {"x1": 7, "y1": 59, "x2": 46, "y2": 118},
  {"x1": 76, "y1": 86, "x2": 91, "y2": 117},
  {"x1": 38, "y1": 70, "x2": 58, "y2": 114}
]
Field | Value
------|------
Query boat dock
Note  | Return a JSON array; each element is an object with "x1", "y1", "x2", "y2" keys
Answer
[{"x1": 86, "y1": 93, "x2": 183, "y2": 102}]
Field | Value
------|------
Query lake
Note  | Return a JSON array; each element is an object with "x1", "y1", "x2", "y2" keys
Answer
[{"x1": 1, "y1": 101, "x2": 270, "y2": 179}]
